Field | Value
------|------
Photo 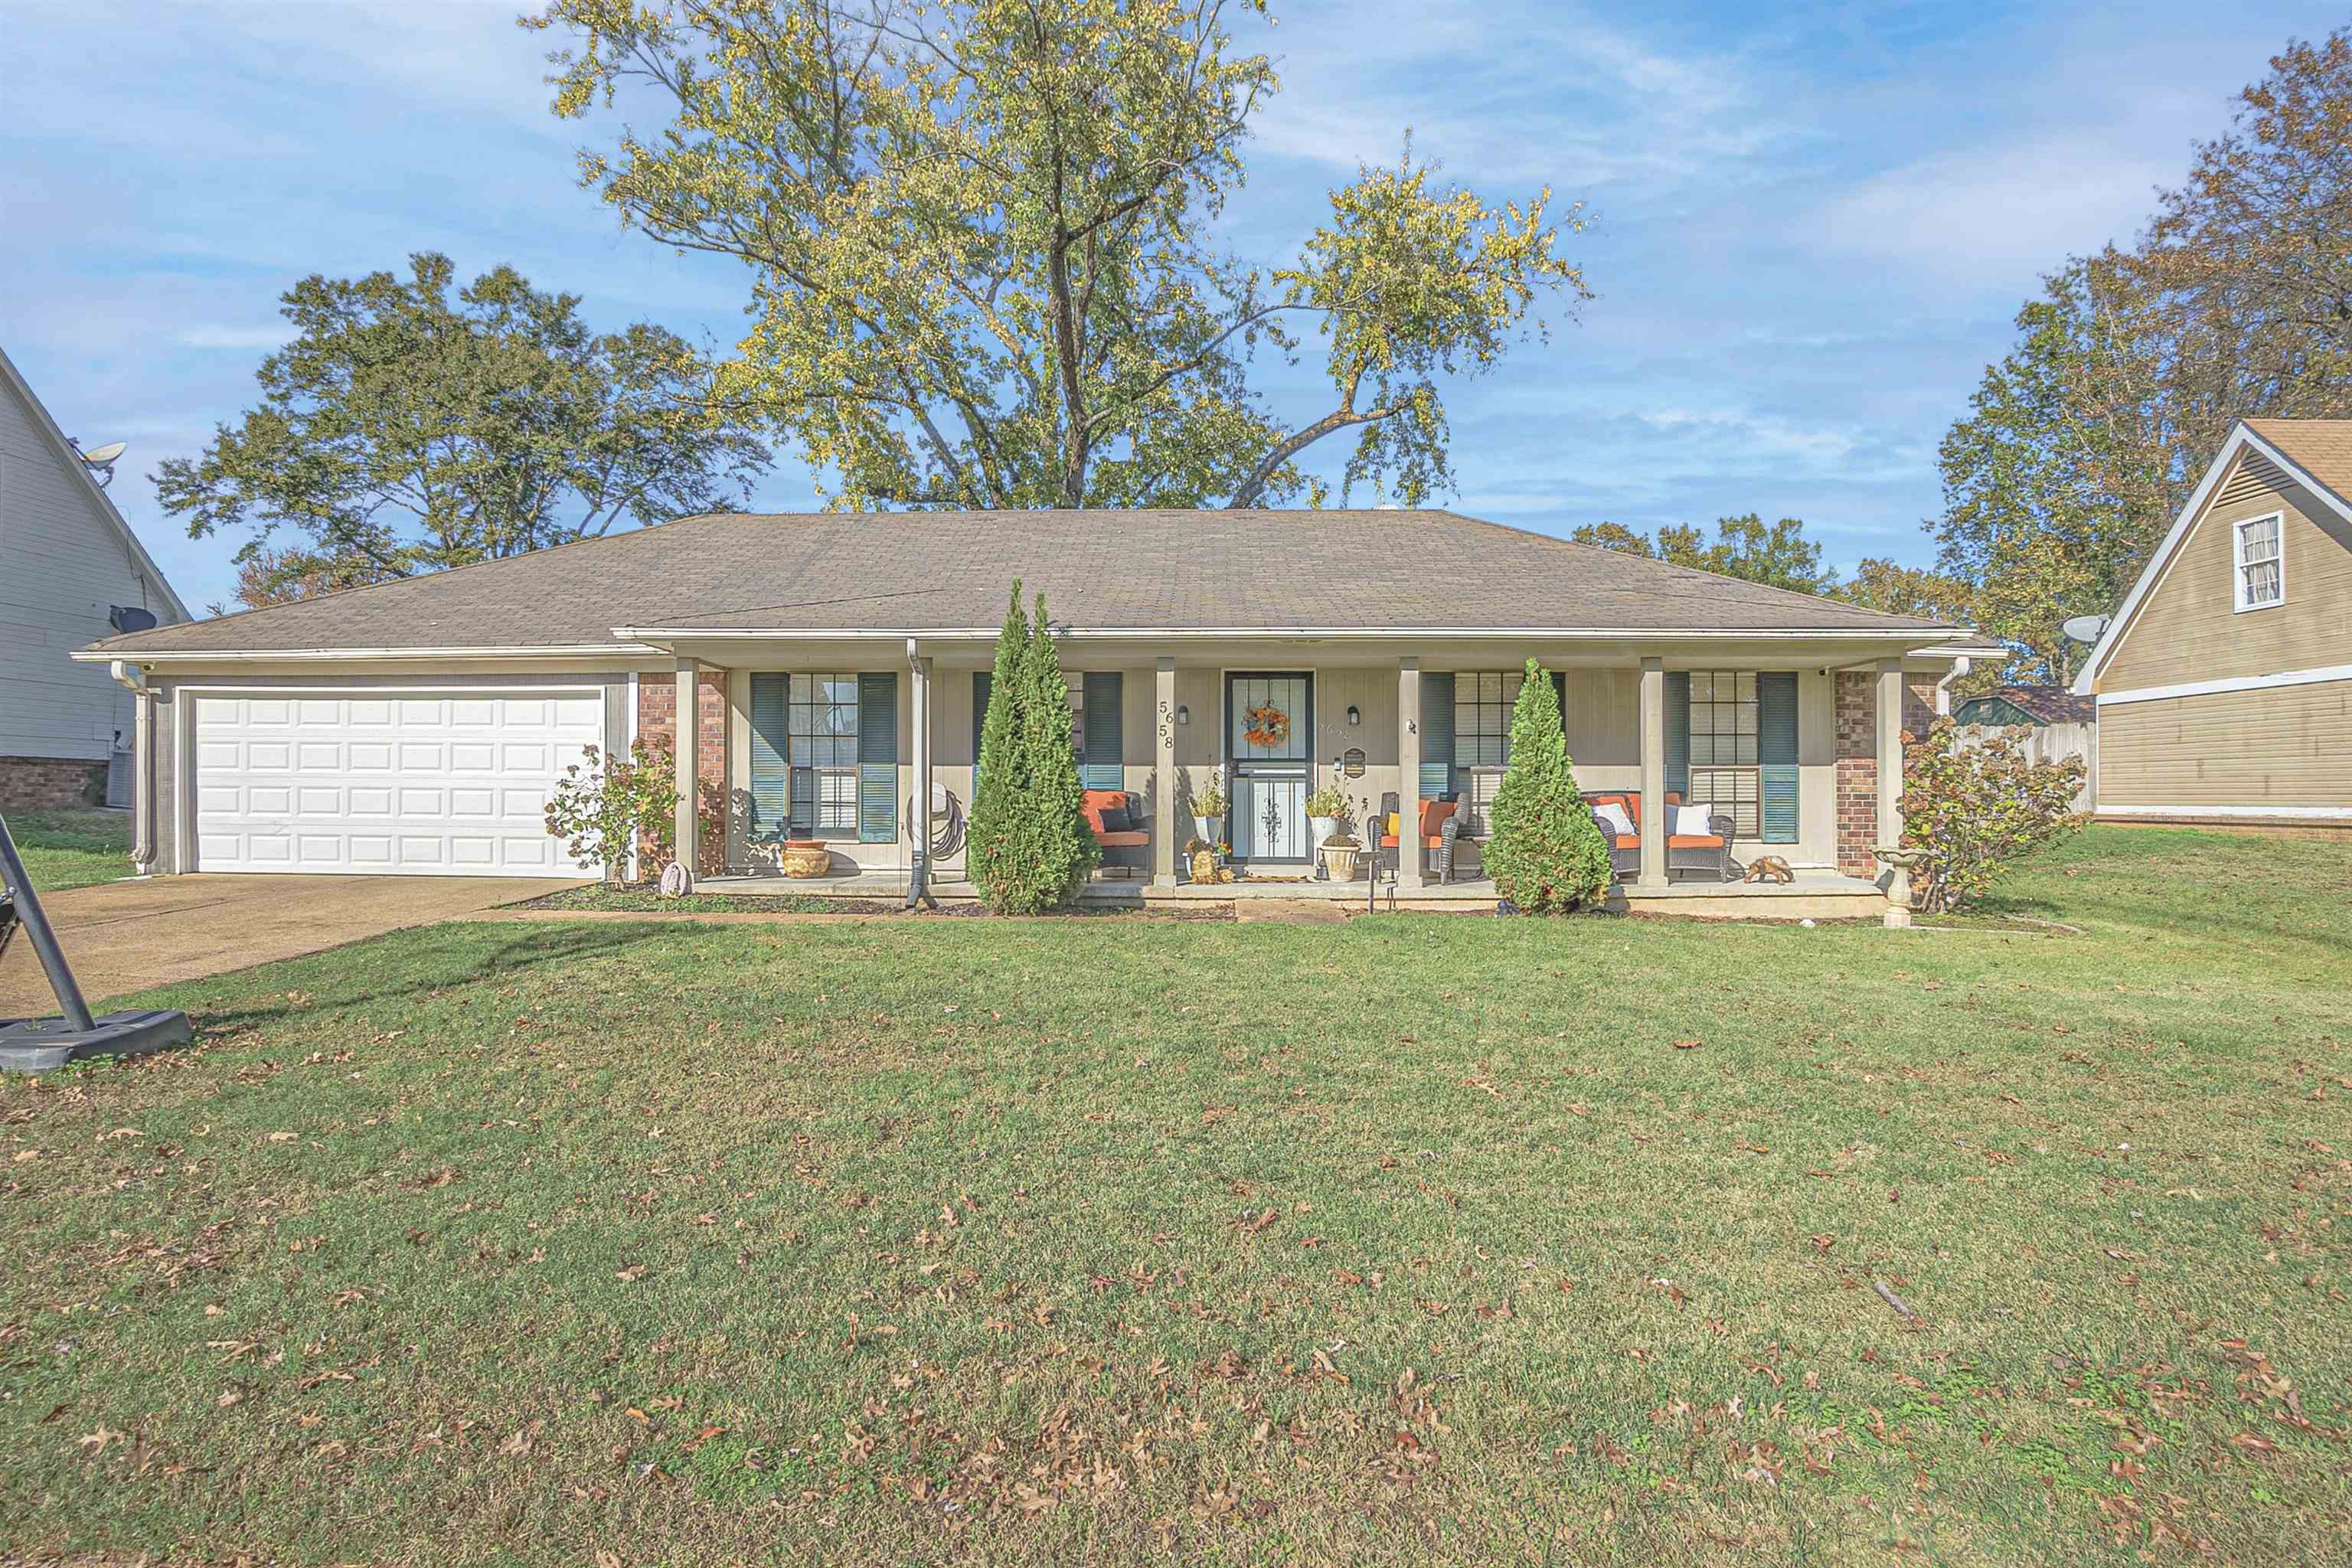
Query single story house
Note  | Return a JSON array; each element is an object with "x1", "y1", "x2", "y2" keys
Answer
[
  {"x1": 1949, "y1": 685, "x2": 2094, "y2": 730},
  {"x1": 2, "y1": 345, "x2": 187, "y2": 809},
  {"x1": 2073, "y1": 419, "x2": 2350, "y2": 833},
  {"x1": 76, "y1": 508, "x2": 1986, "y2": 903}
]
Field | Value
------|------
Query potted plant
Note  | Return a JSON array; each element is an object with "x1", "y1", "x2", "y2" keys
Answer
[
  {"x1": 1304, "y1": 779, "x2": 1347, "y2": 850},
  {"x1": 1319, "y1": 831, "x2": 1362, "y2": 883},
  {"x1": 1190, "y1": 773, "x2": 1227, "y2": 848}
]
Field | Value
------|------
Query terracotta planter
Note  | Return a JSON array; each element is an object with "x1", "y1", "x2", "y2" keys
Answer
[{"x1": 780, "y1": 840, "x2": 831, "y2": 879}]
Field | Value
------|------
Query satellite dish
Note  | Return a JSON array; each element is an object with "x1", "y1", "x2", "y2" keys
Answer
[
  {"x1": 69, "y1": 438, "x2": 127, "y2": 489},
  {"x1": 2060, "y1": 614, "x2": 2110, "y2": 644}
]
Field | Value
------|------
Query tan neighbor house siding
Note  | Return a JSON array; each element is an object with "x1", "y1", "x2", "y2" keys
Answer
[
  {"x1": 2099, "y1": 679, "x2": 2352, "y2": 812},
  {"x1": 2100, "y1": 449, "x2": 2352, "y2": 693}
]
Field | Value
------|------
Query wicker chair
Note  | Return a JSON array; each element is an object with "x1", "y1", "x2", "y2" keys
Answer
[
  {"x1": 1583, "y1": 791, "x2": 1735, "y2": 883},
  {"x1": 1374, "y1": 790, "x2": 1468, "y2": 885}
]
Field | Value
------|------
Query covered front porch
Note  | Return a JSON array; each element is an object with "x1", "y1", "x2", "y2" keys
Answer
[{"x1": 638, "y1": 630, "x2": 1954, "y2": 915}]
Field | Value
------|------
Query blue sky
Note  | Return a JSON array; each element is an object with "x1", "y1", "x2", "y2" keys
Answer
[{"x1": 3, "y1": 0, "x2": 2336, "y2": 616}]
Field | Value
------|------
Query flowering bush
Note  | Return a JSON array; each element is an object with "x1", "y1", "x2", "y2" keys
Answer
[
  {"x1": 1900, "y1": 718, "x2": 2087, "y2": 912},
  {"x1": 544, "y1": 740, "x2": 684, "y2": 885}
]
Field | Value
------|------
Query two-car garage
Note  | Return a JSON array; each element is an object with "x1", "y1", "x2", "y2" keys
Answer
[{"x1": 186, "y1": 688, "x2": 606, "y2": 877}]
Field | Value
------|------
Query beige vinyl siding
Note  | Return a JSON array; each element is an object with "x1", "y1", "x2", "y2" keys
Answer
[
  {"x1": 2101, "y1": 450, "x2": 2352, "y2": 692},
  {"x1": 2099, "y1": 678, "x2": 2352, "y2": 810},
  {"x1": 0, "y1": 376, "x2": 177, "y2": 760}
]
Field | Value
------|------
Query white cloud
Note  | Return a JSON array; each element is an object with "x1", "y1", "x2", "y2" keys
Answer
[
  {"x1": 1810, "y1": 137, "x2": 2177, "y2": 284},
  {"x1": 173, "y1": 325, "x2": 293, "y2": 351}
]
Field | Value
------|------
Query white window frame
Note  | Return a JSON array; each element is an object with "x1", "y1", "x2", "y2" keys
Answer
[{"x1": 2233, "y1": 511, "x2": 2284, "y2": 612}]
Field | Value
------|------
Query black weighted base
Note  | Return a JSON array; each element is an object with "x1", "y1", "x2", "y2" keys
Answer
[{"x1": 0, "y1": 1010, "x2": 192, "y2": 1074}]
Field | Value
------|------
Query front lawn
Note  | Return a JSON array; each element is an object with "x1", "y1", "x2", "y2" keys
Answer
[
  {"x1": 5, "y1": 827, "x2": 2347, "y2": 1563},
  {"x1": 8, "y1": 806, "x2": 130, "y2": 892}
]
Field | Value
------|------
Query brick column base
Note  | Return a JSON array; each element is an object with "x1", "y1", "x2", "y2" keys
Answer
[
  {"x1": 635, "y1": 671, "x2": 728, "y2": 876},
  {"x1": 1834, "y1": 672, "x2": 1940, "y2": 874}
]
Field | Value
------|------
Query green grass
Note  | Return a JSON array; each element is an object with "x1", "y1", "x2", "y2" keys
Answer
[
  {"x1": 3, "y1": 826, "x2": 2347, "y2": 1564},
  {"x1": 518, "y1": 884, "x2": 858, "y2": 914},
  {"x1": 8, "y1": 806, "x2": 130, "y2": 891}
]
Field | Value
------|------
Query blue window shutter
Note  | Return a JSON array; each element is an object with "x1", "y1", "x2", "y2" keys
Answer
[
  {"x1": 1082, "y1": 671, "x2": 1122, "y2": 790},
  {"x1": 971, "y1": 671, "x2": 992, "y2": 787},
  {"x1": 1419, "y1": 671, "x2": 1455, "y2": 800},
  {"x1": 1664, "y1": 671, "x2": 1690, "y2": 799},
  {"x1": 1759, "y1": 671, "x2": 1798, "y2": 844},
  {"x1": 858, "y1": 671, "x2": 899, "y2": 844},
  {"x1": 750, "y1": 674, "x2": 789, "y2": 842}
]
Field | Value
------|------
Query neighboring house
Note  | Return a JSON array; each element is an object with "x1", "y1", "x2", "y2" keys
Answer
[
  {"x1": 1, "y1": 346, "x2": 188, "y2": 810},
  {"x1": 1950, "y1": 685, "x2": 2094, "y2": 730},
  {"x1": 77, "y1": 509, "x2": 1985, "y2": 908},
  {"x1": 2073, "y1": 419, "x2": 2351, "y2": 833}
]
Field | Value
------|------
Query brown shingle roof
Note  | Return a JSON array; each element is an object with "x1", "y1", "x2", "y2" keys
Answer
[
  {"x1": 1978, "y1": 685, "x2": 2094, "y2": 725},
  {"x1": 83, "y1": 508, "x2": 1959, "y2": 655},
  {"x1": 2244, "y1": 419, "x2": 2352, "y2": 502}
]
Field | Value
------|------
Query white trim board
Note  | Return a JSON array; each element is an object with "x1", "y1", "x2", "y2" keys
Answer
[
  {"x1": 2100, "y1": 803, "x2": 2352, "y2": 821},
  {"x1": 2095, "y1": 663, "x2": 2352, "y2": 706},
  {"x1": 2075, "y1": 423, "x2": 2352, "y2": 694}
]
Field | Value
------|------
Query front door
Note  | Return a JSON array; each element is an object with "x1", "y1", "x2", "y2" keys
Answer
[{"x1": 1227, "y1": 672, "x2": 1313, "y2": 863}]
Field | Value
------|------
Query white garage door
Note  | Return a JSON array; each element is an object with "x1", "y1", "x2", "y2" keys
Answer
[{"x1": 191, "y1": 691, "x2": 605, "y2": 876}]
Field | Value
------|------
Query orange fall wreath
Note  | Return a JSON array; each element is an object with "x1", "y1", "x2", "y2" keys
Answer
[{"x1": 1242, "y1": 704, "x2": 1290, "y2": 748}]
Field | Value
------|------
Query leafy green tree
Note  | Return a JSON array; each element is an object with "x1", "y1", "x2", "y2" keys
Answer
[
  {"x1": 1931, "y1": 29, "x2": 2352, "y2": 681},
  {"x1": 156, "y1": 253, "x2": 769, "y2": 606},
  {"x1": 530, "y1": 0, "x2": 1586, "y2": 509},
  {"x1": 1571, "y1": 514, "x2": 1836, "y2": 593},
  {"x1": 1481, "y1": 659, "x2": 1611, "y2": 913},
  {"x1": 965, "y1": 583, "x2": 1097, "y2": 912}
]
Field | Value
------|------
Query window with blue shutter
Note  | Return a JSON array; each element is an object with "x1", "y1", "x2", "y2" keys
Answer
[
  {"x1": 1758, "y1": 671, "x2": 1798, "y2": 844},
  {"x1": 1081, "y1": 671, "x2": 1123, "y2": 790},
  {"x1": 857, "y1": 671, "x2": 898, "y2": 844},
  {"x1": 1663, "y1": 671, "x2": 1690, "y2": 800},
  {"x1": 1419, "y1": 671, "x2": 1455, "y2": 801},
  {"x1": 749, "y1": 674, "x2": 790, "y2": 841}
]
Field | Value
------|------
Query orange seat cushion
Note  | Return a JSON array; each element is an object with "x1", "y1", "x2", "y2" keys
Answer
[
  {"x1": 1080, "y1": 789, "x2": 1128, "y2": 835},
  {"x1": 1096, "y1": 830, "x2": 1148, "y2": 848},
  {"x1": 1379, "y1": 833, "x2": 1399, "y2": 848},
  {"x1": 1612, "y1": 831, "x2": 1642, "y2": 850},
  {"x1": 1667, "y1": 833, "x2": 1725, "y2": 849},
  {"x1": 1417, "y1": 800, "x2": 1454, "y2": 838}
]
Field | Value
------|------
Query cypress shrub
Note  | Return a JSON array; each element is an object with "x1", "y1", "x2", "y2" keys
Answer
[
  {"x1": 965, "y1": 584, "x2": 1099, "y2": 913},
  {"x1": 1482, "y1": 658, "x2": 1612, "y2": 913}
]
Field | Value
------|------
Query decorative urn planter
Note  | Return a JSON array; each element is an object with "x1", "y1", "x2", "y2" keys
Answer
[
  {"x1": 1308, "y1": 815, "x2": 1340, "y2": 849},
  {"x1": 1321, "y1": 841, "x2": 1362, "y2": 882},
  {"x1": 780, "y1": 840, "x2": 831, "y2": 879},
  {"x1": 1194, "y1": 815, "x2": 1223, "y2": 848}
]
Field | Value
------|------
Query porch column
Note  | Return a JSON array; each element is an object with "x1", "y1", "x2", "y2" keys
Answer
[
  {"x1": 1636, "y1": 656, "x2": 1667, "y2": 889},
  {"x1": 1154, "y1": 657, "x2": 1178, "y2": 887},
  {"x1": 1875, "y1": 658, "x2": 1905, "y2": 854},
  {"x1": 672, "y1": 656, "x2": 697, "y2": 892},
  {"x1": 910, "y1": 646, "x2": 933, "y2": 893},
  {"x1": 1397, "y1": 658, "x2": 1423, "y2": 891}
]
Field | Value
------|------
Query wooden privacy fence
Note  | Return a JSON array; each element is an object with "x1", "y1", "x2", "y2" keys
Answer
[{"x1": 1952, "y1": 720, "x2": 2097, "y2": 812}]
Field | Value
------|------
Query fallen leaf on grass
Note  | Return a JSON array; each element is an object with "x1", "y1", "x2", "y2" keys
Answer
[
  {"x1": 615, "y1": 1263, "x2": 648, "y2": 1283},
  {"x1": 1671, "y1": 1040, "x2": 1701, "y2": 1051}
]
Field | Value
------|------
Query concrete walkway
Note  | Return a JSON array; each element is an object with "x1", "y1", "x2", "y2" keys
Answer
[{"x1": 0, "y1": 874, "x2": 580, "y2": 1012}]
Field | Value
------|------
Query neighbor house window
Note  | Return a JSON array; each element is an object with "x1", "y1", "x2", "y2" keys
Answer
[
  {"x1": 1686, "y1": 671, "x2": 1760, "y2": 838},
  {"x1": 788, "y1": 674, "x2": 860, "y2": 834},
  {"x1": 1454, "y1": 670, "x2": 1524, "y2": 833},
  {"x1": 2235, "y1": 514, "x2": 2282, "y2": 609}
]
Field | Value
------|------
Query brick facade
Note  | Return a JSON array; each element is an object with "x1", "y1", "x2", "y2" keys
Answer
[
  {"x1": 1831, "y1": 674, "x2": 1942, "y2": 875},
  {"x1": 0, "y1": 756, "x2": 107, "y2": 811},
  {"x1": 634, "y1": 671, "x2": 729, "y2": 877}
]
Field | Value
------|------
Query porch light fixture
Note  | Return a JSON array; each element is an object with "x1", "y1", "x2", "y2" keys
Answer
[
  {"x1": 1175, "y1": 704, "x2": 1189, "y2": 724},
  {"x1": 1346, "y1": 704, "x2": 1361, "y2": 726}
]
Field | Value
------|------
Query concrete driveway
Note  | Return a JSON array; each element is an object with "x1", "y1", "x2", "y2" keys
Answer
[{"x1": 1, "y1": 875, "x2": 581, "y2": 1014}]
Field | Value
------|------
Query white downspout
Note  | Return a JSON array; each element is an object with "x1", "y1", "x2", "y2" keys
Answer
[
  {"x1": 108, "y1": 661, "x2": 156, "y2": 876},
  {"x1": 906, "y1": 638, "x2": 934, "y2": 908},
  {"x1": 1934, "y1": 655, "x2": 1971, "y2": 717}
]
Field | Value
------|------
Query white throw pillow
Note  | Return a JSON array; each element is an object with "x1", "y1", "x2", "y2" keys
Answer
[
  {"x1": 1674, "y1": 804, "x2": 1718, "y2": 837},
  {"x1": 1593, "y1": 802, "x2": 1635, "y2": 837}
]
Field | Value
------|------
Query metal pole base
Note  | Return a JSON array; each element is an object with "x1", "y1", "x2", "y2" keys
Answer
[{"x1": 0, "y1": 1009, "x2": 192, "y2": 1074}]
